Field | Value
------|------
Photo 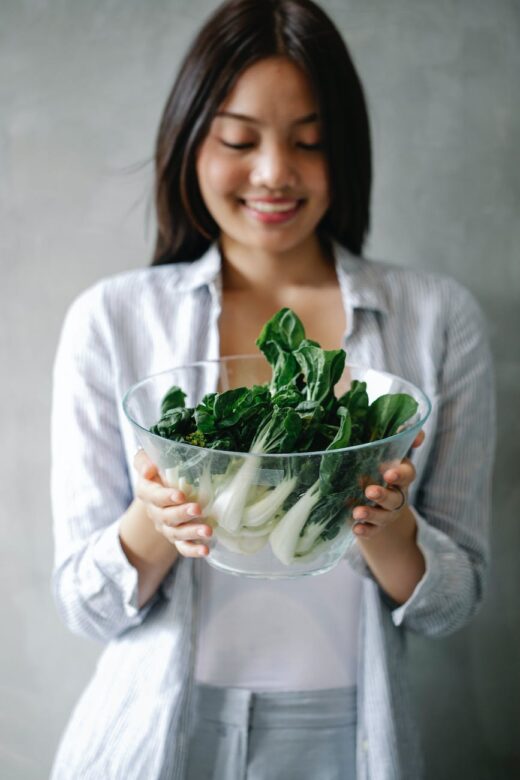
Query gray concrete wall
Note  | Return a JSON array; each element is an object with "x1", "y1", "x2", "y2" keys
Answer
[{"x1": 1, "y1": 1, "x2": 518, "y2": 777}]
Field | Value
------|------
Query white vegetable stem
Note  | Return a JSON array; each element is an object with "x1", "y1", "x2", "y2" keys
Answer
[
  {"x1": 165, "y1": 464, "x2": 213, "y2": 509},
  {"x1": 210, "y1": 452, "x2": 262, "y2": 533},
  {"x1": 295, "y1": 519, "x2": 327, "y2": 556},
  {"x1": 215, "y1": 526, "x2": 270, "y2": 555},
  {"x1": 243, "y1": 475, "x2": 298, "y2": 527},
  {"x1": 196, "y1": 463, "x2": 214, "y2": 509},
  {"x1": 269, "y1": 480, "x2": 321, "y2": 566},
  {"x1": 165, "y1": 466, "x2": 196, "y2": 501}
]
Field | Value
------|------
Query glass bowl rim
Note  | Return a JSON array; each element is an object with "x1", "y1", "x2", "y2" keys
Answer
[{"x1": 122, "y1": 354, "x2": 432, "y2": 459}]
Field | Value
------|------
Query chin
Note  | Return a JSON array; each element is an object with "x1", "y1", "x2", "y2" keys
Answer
[
  {"x1": 226, "y1": 223, "x2": 316, "y2": 254},
  {"x1": 241, "y1": 236, "x2": 305, "y2": 255}
]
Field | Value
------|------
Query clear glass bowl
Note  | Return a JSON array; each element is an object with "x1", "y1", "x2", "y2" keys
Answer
[{"x1": 122, "y1": 356, "x2": 431, "y2": 579}]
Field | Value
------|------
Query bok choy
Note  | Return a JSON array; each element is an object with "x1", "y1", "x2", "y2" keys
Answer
[{"x1": 149, "y1": 308, "x2": 419, "y2": 565}]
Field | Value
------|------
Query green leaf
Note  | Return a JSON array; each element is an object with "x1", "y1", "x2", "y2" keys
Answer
[
  {"x1": 271, "y1": 387, "x2": 305, "y2": 408},
  {"x1": 256, "y1": 308, "x2": 308, "y2": 393},
  {"x1": 317, "y1": 409, "x2": 353, "y2": 493},
  {"x1": 253, "y1": 407, "x2": 302, "y2": 454},
  {"x1": 337, "y1": 379, "x2": 368, "y2": 444},
  {"x1": 194, "y1": 393, "x2": 219, "y2": 434},
  {"x1": 327, "y1": 407, "x2": 352, "y2": 450},
  {"x1": 160, "y1": 385, "x2": 187, "y2": 416},
  {"x1": 256, "y1": 307, "x2": 306, "y2": 359},
  {"x1": 214, "y1": 387, "x2": 251, "y2": 427},
  {"x1": 150, "y1": 407, "x2": 195, "y2": 440},
  {"x1": 293, "y1": 402, "x2": 326, "y2": 451},
  {"x1": 293, "y1": 340, "x2": 346, "y2": 408},
  {"x1": 366, "y1": 393, "x2": 418, "y2": 442}
]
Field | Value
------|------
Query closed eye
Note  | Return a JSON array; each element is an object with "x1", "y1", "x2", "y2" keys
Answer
[
  {"x1": 219, "y1": 140, "x2": 322, "y2": 151},
  {"x1": 297, "y1": 142, "x2": 322, "y2": 151},
  {"x1": 220, "y1": 141, "x2": 254, "y2": 150}
]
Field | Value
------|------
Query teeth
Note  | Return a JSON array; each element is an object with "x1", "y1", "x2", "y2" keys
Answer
[{"x1": 245, "y1": 200, "x2": 299, "y2": 213}]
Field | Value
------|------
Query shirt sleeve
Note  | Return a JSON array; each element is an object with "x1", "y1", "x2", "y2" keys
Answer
[
  {"x1": 346, "y1": 282, "x2": 496, "y2": 637},
  {"x1": 50, "y1": 285, "x2": 160, "y2": 643}
]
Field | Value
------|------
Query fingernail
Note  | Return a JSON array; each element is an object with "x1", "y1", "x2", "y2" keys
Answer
[
  {"x1": 354, "y1": 524, "x2": 365, "y2": 536},
  {"x1": 355, "y1": 508, "x2": 368, "y2": 520},
  {"x1": 171, "y1": 492, "x2": 184, "y2": 503},
  {"x1": 197, "y1": 528, "x2": 207, "y2": 537},
  {"x1": 367, "y1": 488, "x2": 381, "y2": 500},
  {"x1": 187, "y1": 504, "x2": 200, "y2": 517},
  {"x1": 386, "y1": 470, "x2": 398, "y2": 482}
]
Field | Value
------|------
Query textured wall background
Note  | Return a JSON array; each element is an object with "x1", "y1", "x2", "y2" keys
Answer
[{"x1": 1, "y1": 1, "x2": 519, "y2": 777}]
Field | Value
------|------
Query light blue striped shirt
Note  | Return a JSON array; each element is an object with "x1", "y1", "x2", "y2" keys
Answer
[{"x1": 50, "y1": 242, "x2": 495, "y2": 779}]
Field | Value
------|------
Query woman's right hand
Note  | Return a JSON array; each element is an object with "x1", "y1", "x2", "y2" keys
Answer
[{"x1": 133, "y1": 449, "x2": 212, "y2": 558}]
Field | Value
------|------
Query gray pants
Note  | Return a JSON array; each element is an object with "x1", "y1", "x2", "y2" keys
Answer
[{"x1": 185, "y1": 683, "x2": 357, "y2": 780}]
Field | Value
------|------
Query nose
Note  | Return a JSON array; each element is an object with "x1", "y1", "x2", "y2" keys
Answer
[{"x1": 249, "y1": 141, "x2": 297, "y2": 191}]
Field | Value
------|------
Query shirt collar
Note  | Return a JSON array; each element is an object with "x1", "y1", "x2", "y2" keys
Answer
[
  {"x1": 332, "y1": 242, "x2": 389, "y2": 315},
  {"x1": 174, "y1": 240, "x2": 389, "y2": 316},
  {"x1": 172, "y1": 242, "x2": 222, "y2": 292}
]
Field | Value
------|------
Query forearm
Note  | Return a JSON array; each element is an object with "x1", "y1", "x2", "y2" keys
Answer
[
  {"x1": 355, "y1": 507, "x2": 425, "y2": 605},
  {"x1": 119, "y1": 498, "x2": 179, "y2": 609}
]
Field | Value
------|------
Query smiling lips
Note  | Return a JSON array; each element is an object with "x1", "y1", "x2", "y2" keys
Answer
[{"x1": 240, "y1": 197, "x2": 304, "y2": 223}]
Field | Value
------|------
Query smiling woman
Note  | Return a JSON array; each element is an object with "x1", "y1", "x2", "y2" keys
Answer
[
  {"x1": 152, "y1": 0, "x2": 371, "y2": 265},
  {"x1": 49, "y1": 1, "x2": 495, "y2": 779}
]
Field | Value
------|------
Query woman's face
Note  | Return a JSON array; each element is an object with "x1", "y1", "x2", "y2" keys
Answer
[{"x1": 196, "y1": 57, "x2": 330, "y2": 256}]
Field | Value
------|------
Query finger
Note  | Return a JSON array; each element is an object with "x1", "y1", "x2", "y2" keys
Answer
[
  {"x1": 135, "y1": 478, "x2": 186, "y2": 508},
  {"x1": 173, "y1": 539, "x2": 210, "y2": 558},
  {"x1": 382, "y1": 459, "x2": 416, "y2": 489},
  {"x1": 353, "y1": 521, "x2": 381, "y2": 539},
  {"x1": 133, "y1": 448, "x2": 159, "y2": 480},
  {"x1": 162, "y1": 522, "x2": 213, "y2": 543},
  {"x1": 355, "y1": 478, "x2": 408, "y2": 518},
  {"x1": 363, "y1": 483, "x2": 406, "y2": 512},
  {"x1": 352, "y1": 504, "x2": 384, "y2": 525},
  {"x1": 411, "y1": 430, "x2": 425, "y2": 448},
  {"x1": 352, "y1": 502, "x2": 398, "y2": 526},
  {"x1": 148, "y1": 501, "x2": 202, "y2": 527}
]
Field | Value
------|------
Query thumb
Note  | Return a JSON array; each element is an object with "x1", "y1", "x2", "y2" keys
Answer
[
  {"x1": 133, "y1": 448, "x2": 159, "y2": 480},
  {"x1": 411, "y1": 430, "x2": 425, "y2": 449}
]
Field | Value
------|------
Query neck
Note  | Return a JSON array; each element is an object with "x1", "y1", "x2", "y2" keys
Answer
[{"x1": 219, "y1": 234, "x2": 337, "y2": 295}]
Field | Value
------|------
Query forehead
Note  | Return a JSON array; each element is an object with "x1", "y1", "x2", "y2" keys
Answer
[{"x1": 218, "y1": 57, "x2": 318, "y2": 118}]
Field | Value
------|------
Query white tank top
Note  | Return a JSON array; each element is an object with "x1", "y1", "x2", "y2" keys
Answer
[{"x1": 194, "y1": 559, "x2": 362, "y2": 692}]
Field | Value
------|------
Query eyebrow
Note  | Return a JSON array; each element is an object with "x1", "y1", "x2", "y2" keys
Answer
[{"x1": 214, "y1": 111, "x2": 319, "y2": 126}]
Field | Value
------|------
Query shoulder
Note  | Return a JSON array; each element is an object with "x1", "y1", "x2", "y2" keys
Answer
[
  {"x1": 364, "y1": 258, "x2": 492, "y2": 382},
  {"x1": 61, "y1": 261, "x2": 200, "y2": 336},
  {"x1": 365, "y1": 255, "x2": 466, "y2": 297},
  {"x1": 362, "y1": 256, "x2": 486, "y2": 327},
  {"x1": 66, "y1": 263, "x2": 193, "y2": 316}
]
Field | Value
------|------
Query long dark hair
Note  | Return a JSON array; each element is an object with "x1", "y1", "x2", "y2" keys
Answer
[{"x1": 152, "y1": 0, "x2": 372, "y2": 265}]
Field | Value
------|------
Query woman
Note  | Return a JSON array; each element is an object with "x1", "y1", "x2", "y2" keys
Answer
[{"x1": 50, "y1": 1, "x2": 495, "y2": 778}]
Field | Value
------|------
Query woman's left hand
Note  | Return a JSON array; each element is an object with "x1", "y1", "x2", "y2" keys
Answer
[{"x1": 352, "y1": 430, "x2": 425, "y2": 539}]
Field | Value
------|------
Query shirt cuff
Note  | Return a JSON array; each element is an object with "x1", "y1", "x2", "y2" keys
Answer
[
  {"x1": 391, "y1": 506, "x2": 445, "y2": 626},
  {"x1": 90, "y1": 520, "x2": 155, "y2": 620}
]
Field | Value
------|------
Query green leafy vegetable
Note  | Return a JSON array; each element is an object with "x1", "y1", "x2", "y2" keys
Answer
[
  {"x1": 160, "y1": 385, "x2": 187, "y2": 416},
  {"x1": 148, "y1": 307, "x2": 419, "y2": 565},
  {"x1": 365, "y1": 393, "x2": 419, "y2": 442}
]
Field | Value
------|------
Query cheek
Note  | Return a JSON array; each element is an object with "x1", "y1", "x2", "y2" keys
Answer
[
  {"x1": 315, "y1": 163, "x2": 330, "y2": 204},
  {"x1": 198, "y1": 154, "x2": 245, "y2": 199},
  {"x1": 300, "y1": 158, "x2": 330, "y2": 207}
]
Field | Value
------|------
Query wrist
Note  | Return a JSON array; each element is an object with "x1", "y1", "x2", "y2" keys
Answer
[
  {"x1": 355, "y1": 506, "x2": 425, "y2": 605},
  {"x1": 119, "y1": 498, "x2": 178, "y2": 569}
]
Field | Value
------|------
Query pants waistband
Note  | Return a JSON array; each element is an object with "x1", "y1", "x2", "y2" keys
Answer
[{"x1": 193, "y1": 682, "x2": 357, "y2": 729}]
